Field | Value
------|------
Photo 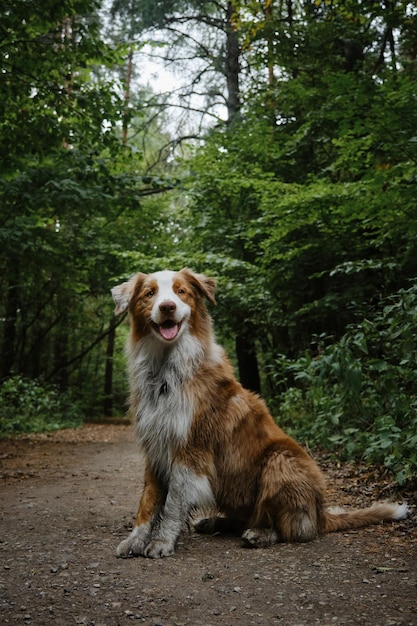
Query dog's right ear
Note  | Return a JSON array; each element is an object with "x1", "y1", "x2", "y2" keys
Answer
[
  {"x1": 111, "y1": 273, "x2": 145, "y2": 315},
  {"x1": 111, "y1": 280, "x2": 134, "y2": 315}
]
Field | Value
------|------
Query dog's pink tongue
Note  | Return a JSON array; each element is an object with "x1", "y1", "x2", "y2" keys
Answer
[{"x1": 160, "y1": 324, "x2": 179, "y2": 340}]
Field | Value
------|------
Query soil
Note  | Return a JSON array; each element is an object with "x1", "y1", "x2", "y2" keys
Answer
[{"x1": 0, "y1": 423, "x2": 416, "y2": 626}]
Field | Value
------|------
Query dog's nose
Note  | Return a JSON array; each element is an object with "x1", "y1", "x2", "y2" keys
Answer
[{"x1": 159, "y1": 300, "x2": 177, "y2": 314}]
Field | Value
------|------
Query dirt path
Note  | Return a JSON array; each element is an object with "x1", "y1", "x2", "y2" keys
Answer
[{"x1": 0, "y1": 424, "x2": 416, "y2": 626}]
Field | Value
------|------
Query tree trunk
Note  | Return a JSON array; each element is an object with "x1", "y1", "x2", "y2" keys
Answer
[
  {"x1": 122, "y1": 48, "x2": 134, "y2": 145},
  {"x1": 235, "y1": 327, "x2": 261, "y2": 394},
  {"x1": 265, "y1": 0, "x2": 276, "y2": 124},
  {"x1": 0, "y1": 266, "x2": 20, "y2": 379},
  {"x1": 53, "y1": 313, "x2": 69, "y2": 391},
  {"x1": 265, "y1": 0, "x2": 275, "y2": 87},
  {"x1": 103, "y1": 315, "x2": 117, "y2": 417},
  {"x1": 225, "y1": 1, "x2": 241, "y2": 123}
]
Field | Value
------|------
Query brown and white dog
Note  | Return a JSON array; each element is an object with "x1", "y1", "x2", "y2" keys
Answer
[{"x1": 111, "y1": 268, "x2": 408, "y2": 559}]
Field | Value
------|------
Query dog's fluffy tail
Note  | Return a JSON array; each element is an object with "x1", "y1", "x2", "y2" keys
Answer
[{"x1": 320, "y1": 501, "x2": 408, "y2": 534}]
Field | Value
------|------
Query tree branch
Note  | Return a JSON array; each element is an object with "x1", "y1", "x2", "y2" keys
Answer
[{"x1": 45, "y1": 313, "x2": 127, "y2": 381}]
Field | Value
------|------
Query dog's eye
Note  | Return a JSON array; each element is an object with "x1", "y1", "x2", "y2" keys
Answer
[
  {"x1": 178, "y1": 288, "x2": 185, "y2": 295},
  {"x1": 146, "y1": 290, "x2": 155, "y2": 298}
]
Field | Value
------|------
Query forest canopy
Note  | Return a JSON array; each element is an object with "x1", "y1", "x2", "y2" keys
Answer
[{"x1": 1, "y1": 0, "x2": 417, "y2": 483}]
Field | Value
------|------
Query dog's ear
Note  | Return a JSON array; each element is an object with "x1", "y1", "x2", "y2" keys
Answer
[
  {"x1": 111, "y1": 273, "x2": 145, "y2": 315},
  {"x1": 111, "y1": 279, "x2": 134, "y2": 315},
  {"x1": 180, "y1": 268, "x2": 217, "y2": 305}
]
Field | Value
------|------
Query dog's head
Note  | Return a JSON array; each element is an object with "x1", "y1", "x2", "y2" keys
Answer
[{"x1": 111, "y1": 268, "x2": 216, "y2": 343}]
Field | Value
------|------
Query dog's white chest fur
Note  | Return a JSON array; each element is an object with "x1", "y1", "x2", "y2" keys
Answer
[{"x1": 128, "y1": 332, "x2": 202, "y2": 481}]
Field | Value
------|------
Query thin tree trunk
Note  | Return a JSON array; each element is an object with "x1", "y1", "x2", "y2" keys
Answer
[
  {"x1": 265, "y1": 0, "x2": 275, "y2": 87},
  {"x1": 225, "y1": 1, "x2": 241, "y2": 123},
  {"x1": 103, "y1": 315, "x2": 117, "y2": 417},
  {"x1": 265, "y1": 0, "x2": 276, "y2": 124},
  {"x1": 1, "y1": 266, "x2": 20, "y2": 379},
  {"x1": 236, "y1": 328, "x2": 261, "y2": 394},
  {"x1": 224, "y1": 3, "x2": 260, "y2": 391},
  {"x1": 53, "y1": 312, "x2": 69, "y2": 390},
  {"x1": 122, "y1": 48, "x2": 134, "y2": 145}
]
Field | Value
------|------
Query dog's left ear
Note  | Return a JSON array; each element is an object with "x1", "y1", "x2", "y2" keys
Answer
[
  {"x1": 111, "y1": 274, "x2": 140, "y2": 315},
  {"x1": 180, "y1": 268, "x2": 217, "y2": 305}
]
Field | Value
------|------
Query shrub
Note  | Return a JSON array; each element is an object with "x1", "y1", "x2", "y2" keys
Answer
[
  {"x1": 274, "y1": 284, "x2": 417, "y2": 484},
  {"x1": 0, "y1": 376, "x2": 83, "y2": 436}
]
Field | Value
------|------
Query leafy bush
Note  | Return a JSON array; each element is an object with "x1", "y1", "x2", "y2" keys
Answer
[
  {"x1": 274, "y1": 284, "x2": 417, "y2": 484},
  {"x1": 0, "y1": 376, "x2": 83, "y2": 436}
]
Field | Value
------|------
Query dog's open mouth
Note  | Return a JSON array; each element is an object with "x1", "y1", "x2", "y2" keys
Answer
[{"x1": 153, "y1": 320, "x2": 181, "y2": 341}]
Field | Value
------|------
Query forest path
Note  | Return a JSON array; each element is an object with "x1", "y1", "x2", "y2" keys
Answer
[{"x1": 0, "y1": 424, "x2": 416, "y2": 626}]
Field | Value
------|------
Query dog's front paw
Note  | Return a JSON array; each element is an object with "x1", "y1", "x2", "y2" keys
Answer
[
  {"x1": 116, "y1": 526, "x2": 148, "y2": 558},
  {"x1": 144, "y1": 539, "x2": 175, "y2": 559}
]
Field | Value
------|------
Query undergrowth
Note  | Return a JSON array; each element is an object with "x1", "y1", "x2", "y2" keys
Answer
[
  {"x1": 0, "y1": 376, "x2": 83, "y2": 436},
  {"x1": 273, "y1": 284, "x2": 417, "y2": 485}
]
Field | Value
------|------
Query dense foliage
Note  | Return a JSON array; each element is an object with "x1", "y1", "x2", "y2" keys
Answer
[
  {"x1": 275, "y1": 284, "x2": 417, "y2": 484},
  {"x1": 181, "y1": 1, "x2": 417, "y2": 481},
  {"x1": 0, "y1": 0, "x2": 175, "y2": 422},
  {"x1": 0, "y1": 376, "x2": 83, "y2": 434},
  {"x1": 1, "y1": 1, "x2": 416, "y2": 483}
]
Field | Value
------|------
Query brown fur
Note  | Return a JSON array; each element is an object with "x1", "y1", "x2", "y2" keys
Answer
[{"x1": 112, "y1": 268, "x2": 407, "y2": 558}]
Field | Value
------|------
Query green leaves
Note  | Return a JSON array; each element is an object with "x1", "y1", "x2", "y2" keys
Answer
[
  {"x1": 276, "y1": 285, "x2": 417, "y2": 484},
  {"x1": 0, "y1": 376, "x2": 83, "y2": 435},
  {"x1": 115, "y1": 0, "x2": 417, "y2": 477},
  {"x1": 0, "y1": 0, "x2": 181, "y2": 419}
]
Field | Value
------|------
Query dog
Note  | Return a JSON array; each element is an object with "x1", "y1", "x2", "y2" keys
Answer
[{"x1": 111, "y1": 268, "x2": 408, "y2": 559}]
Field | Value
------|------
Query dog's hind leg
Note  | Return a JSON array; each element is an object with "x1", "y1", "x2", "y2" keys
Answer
[
  {"x1": 195, "y1": 515, "x2": 278, "y2": 546},
  {"x1": 241, "y1": 527, "x2": 279, "y2": 548},
  {"x1": 241, "y1": 448, "x2": 325, "y2": 547},
  {"x1": 194, "y1": 516, "x2": 246, "y2": 536},
  {"x1": 241, "y1": 493, "x2": 318, "y2": 547}
]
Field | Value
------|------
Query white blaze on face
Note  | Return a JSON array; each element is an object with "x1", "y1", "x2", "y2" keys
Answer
[{"x1": 150, "y1": 271, "x2": 191, "y2": 342}]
